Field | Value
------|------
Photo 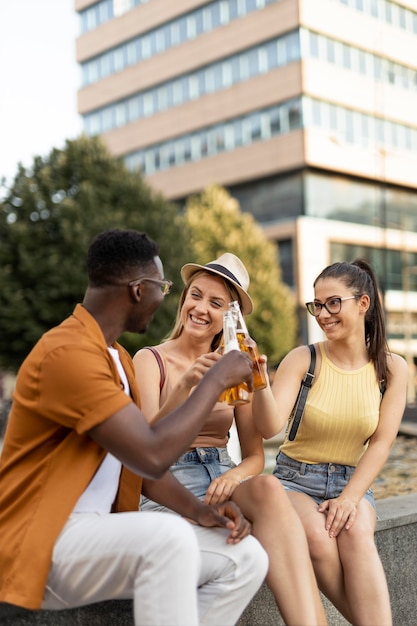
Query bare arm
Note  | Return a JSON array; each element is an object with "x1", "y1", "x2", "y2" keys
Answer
[
  {"x1": 89, "y1": 350, "x2": 253, "y2": 480},
  {"x1": 252, "y1": 346, "x2": 313, "y2": 439},
  {"x1": 133, "y1": 348, "x2": 221, "y2": 424},
  {"x1": 204, "y1": 401, "x2": 265, "y2": 505},
  {"x1": 142, "y1": 472, "x2": 252, "y2": 544}
]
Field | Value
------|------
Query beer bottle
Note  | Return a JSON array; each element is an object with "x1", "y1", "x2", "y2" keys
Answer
[
  {"x1": 229, "y1": 301, "x2": 267, "y2": 391},
  {"x1": 220, "y1": 310, "x2": 250, "y2": 405}
]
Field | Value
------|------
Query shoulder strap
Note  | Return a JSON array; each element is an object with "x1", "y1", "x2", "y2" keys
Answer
[
  {"x1": 143, "y1": 346, "x2": 165, "y2": 391},
  {"x1": 288, "y1": 344, "x2": 316, "y2": 442}
]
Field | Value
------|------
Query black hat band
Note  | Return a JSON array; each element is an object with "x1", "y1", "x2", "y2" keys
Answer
[{"x1": 205, "y1": 263, "x2": 242, "y2": 287}]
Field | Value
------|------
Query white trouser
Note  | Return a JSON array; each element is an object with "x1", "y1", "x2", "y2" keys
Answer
[{"x1": 42, "y1": 511, "x2": 267, "y2": 626}]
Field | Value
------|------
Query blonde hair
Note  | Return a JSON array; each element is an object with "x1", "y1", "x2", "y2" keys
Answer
[{"x1": 166, "y1": 269, "x2": 241, "y2": 350}]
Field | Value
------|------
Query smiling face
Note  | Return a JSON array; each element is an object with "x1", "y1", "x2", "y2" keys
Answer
[
  {"x1": 313, "y1": 277, "x2": 368, "y2": 339},
  {"x1": 181, "y1": 273, "x2": 233, "y2": 342}
]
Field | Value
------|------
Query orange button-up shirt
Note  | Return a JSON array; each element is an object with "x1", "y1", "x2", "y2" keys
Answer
[{"x1": 0, "y1": 304, "x2": 142, "y2": 609}]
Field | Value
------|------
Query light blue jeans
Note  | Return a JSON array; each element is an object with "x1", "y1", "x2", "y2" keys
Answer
[
  {"x1": 273, "y1": 450, "x2": 376, "y2": 510},
  {"x1": 141, "y1": 447, "x2": 236, "y2": 511}
]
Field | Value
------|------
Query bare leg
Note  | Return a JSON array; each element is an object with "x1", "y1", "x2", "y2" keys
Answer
[
  {"x1": 337, "y1": 501, "x2": 392, "y2": 626},
  {"x1": 288, "y1": 493, "x2": 391, "y2": 625},
  {"x1": 287, "y1": 491, "x2": 353, "y2": 622},
  {"x1": 232, "y1": 475, "x2": 327, "y2": 626}
]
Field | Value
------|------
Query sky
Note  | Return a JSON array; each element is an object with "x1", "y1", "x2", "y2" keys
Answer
[{"x1": 0, "y1": 0, "x2": 83, "y2": 191}]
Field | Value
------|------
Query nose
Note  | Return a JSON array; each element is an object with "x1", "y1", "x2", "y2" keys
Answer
[{"x1": 317, "y1": 305, "x2": 330, "y2": 319}]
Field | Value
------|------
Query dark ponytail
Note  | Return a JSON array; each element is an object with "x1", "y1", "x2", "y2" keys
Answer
[{"x1": 314, "y1": 259, "x2": 390, "y2": 387}]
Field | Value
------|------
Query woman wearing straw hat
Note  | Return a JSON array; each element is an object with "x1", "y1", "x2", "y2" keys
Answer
[{"x1": 133, "y1": 253, "x2": 326, "y2": 626}]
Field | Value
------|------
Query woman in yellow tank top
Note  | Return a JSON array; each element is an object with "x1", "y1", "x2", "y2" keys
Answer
[{"x1": 254, "y1": 259, "x2": 408, "y2": 626}]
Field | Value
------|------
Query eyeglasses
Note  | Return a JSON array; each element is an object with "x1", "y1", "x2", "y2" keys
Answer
[
  {"x1": 305, "y1": 295, "x2": 361, "y2": 317},
  {"x1": 128, "y1": 277, "x2": 173, "y2": 296}
]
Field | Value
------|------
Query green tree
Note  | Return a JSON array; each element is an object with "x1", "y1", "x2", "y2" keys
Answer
[
  {"x1": 184, "y1": 184, "x2": 297, "y2": 366},
  {"x1": 0, "y1": 135, "x2": 191, "y2": 371}
]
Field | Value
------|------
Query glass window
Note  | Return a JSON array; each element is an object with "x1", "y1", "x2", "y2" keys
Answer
[
  {"x1": 248, "y1": 49, "x2": 259, "y2": 76},
  {"x1": 220, "y1": 1, "x2": 230, "y2": 24},
  {"x1": 202, "y1": 6, "x2": 213, "y2": 31},
  {"x1": 270, "y1": 107, "x2": 281, "y2": 134},
  {"x1": 100, "y1": 54, "x2": 112, "y2": 78},
  {"x1": 126, "y1": 41, "x2": 138, "y2": 65},
  {"x1": 157, "y1": 85, "x2": 168, "y2": 110},
  {"x1": 128, "y1": 96, "x2": 140, "y2": 121},
  {"x1": 186, "y1": 15, "x2": 197, "y2": 39},
  {"x1": 115, "y1": 103, "x2": 127, "y2": 127},
  {"x1": 277, "y1": 38, "x2": 288, "y2": 65},
  {"x1": 258, "y1": 47, "x2": 268, "y2": 74},
  {"x1": 224, "y1": 123, "x2": 235, "y2": 149},
  {"x1": 102, "y1": 108, "x2": 114, "y2": 132},
  {"x1": 141, "y1": 36, "x2": 151, "y2": 59},
  {"x1": 239, "y1": 55, "x2": 250, "y2": 80},
  {"x1": 287, "y1": 31, "x2": 300, "y2": 61},
  {"x1": 250, "y1": 113, "x2": 262, "y2": 140},
  {"x1": 266, "y1": 39, "x2": 278, "y2": 68},
  {"x1": 288, "y1": 101, "x2": 302, "y2": 129},
  {"x1": 170, "y1": 23, "x2": 181, "y2": 46},
  {"x1": 172, "y1": 79, "x2": 183, "y2": 105},
  {"x1": 188, "y1": 75, "x2": 199, "y2": 99},
  {"x1": 342, "y1": 43, "x2": 351, "y2": 69},
  {"x1": 191, "y1": 135, "x2": 202, "y2": 160},
  {"x1": 205, "y1": 67, "x2": 216, "y2": 93},
  {"x1": 222, "y1": 60, "x2": 233, "y2": 87},
  {"x1": 143, "y1": 93, "x2": 154, "y2": 116},
  {"x1": 309, "y1": 32, "x2": 319, "y2": 58},
  {"x1": 113, "y1": 48, "x2": 125, "y2": 72},
  {"x1": 326, "y1": 38, "x2": 335, "y2": 63}
]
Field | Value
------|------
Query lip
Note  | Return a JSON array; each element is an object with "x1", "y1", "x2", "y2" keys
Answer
[
  {"x1": 189, "y1": 314, "x2": 209, "y2": 326},
  {"x1": 320, "y1": 320, "x2": 339, "y2": 331}
]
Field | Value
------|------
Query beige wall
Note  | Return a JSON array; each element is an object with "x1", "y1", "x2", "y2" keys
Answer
[{"x1": 131, "y1": 131, "x2": 305, "y2": 199}]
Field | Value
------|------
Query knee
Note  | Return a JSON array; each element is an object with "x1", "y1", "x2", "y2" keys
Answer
[{"x1": 244, "y1": 474, "x2": 287, "y2": 510}]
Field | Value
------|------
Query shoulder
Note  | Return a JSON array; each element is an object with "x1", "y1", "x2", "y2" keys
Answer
[
  {"x1": 387, "y1": 352, "x2": 408, "y2": 378},
  {"x1": 279, "y1": 343, "x2": 318, "y2": 370},
  {"x1": 133, "y1": 344, "x2": 164, "y2": 368}
]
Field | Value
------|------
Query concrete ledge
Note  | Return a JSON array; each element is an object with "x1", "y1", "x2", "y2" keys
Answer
[{"x1": 2, "y1": 493, "x2": 417, "y2": 625}]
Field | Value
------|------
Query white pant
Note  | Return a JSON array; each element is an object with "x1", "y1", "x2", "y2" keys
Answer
[{"x1": 42, "y1": 511, "x2": 267, "y2": 626}]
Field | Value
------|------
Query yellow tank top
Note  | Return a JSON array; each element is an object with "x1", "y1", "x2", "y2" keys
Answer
[{"x1": 280, "y1": 343, "x2": 381, "y2": 466}]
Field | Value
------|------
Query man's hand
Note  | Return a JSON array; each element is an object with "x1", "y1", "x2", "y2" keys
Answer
[
  {"x1": 214, "y1": 350, "x2": 254, "y2": 393},
  {"x1": 194, "y1": 500, "x2": 252, "y2": 544}
]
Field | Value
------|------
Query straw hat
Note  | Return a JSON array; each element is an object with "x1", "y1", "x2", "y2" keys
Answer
[{"x1": 181, "y1": 253, "x2": 253, "y2": 314}]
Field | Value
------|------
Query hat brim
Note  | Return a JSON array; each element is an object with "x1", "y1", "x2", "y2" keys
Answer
[{"x1": 181, "y1": 263, "x2": 253, "y2": 314}]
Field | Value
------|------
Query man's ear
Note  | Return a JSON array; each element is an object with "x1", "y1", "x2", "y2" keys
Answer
[{"x1": 129, "y1": 283, "x2": 142, "y2": 302}]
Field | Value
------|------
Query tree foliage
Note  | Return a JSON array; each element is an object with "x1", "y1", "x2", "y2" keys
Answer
[
  {"x1": 0, "y1": 135, "x2": 191, "y2": 371},
  {"x1": 184, "y1": 184, "x2": 297, "y2": 366}
]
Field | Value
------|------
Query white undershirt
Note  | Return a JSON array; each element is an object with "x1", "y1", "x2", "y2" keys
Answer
[{"x1": 72, "y1": 347, "x2": 129, "y2": 514}]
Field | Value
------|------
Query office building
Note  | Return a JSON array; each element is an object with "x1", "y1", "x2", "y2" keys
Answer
[{"x1": 75, "y1": 0, "x2": 417, "y2": 397}]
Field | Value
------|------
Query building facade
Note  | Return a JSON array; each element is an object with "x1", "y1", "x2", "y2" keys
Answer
[{"x1": 74, "y1": 0, "x2": 417, "y2": 399}]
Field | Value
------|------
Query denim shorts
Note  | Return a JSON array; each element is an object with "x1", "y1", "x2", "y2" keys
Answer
[
  {"x1": 141, "y1": 447, "x2": 236, "y2": 512},
  {"x1": 273, "y1": 451, "x2": 376, "y2": 511}
]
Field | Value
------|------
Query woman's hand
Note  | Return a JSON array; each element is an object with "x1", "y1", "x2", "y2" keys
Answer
[
  {"x1": 204, "y1": 474, "x2": 242, "y2": 505},
  {"x1": 182, "y1": 352, "x2": 222, "y2": 390},
  {"x1": 318, "y1": 495, "x2": 359, "y2": 537}
]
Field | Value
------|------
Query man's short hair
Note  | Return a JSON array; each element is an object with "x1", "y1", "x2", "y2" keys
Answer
[{"x1": 87, "y1": 229, "x2": 160, "y2": 287}]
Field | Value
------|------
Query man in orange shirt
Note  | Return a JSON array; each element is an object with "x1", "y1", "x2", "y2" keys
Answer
[{"x1": 0, "y1": 229, "x2": 267, "y2": 626}]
